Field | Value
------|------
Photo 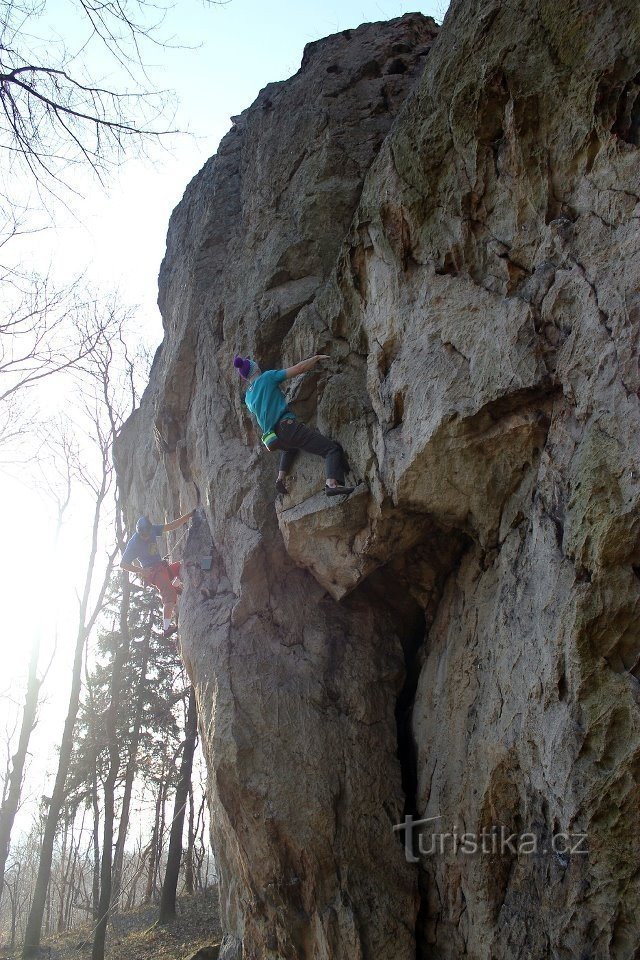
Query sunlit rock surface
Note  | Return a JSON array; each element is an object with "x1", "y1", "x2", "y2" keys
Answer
[{"x1": 116, "y1": 2, "x2": 640, "y2": 957}]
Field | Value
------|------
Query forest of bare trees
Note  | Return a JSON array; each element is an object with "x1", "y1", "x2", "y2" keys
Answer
[
  {"x1": 0, "y1": 577, "x2": 214, "y2": 952},
  {"x1": 0, "y1": 321, "x2": 215, "y2": 956},
  {"x1": 0, "y1": 0, "x2": 220, "y2": 956}
]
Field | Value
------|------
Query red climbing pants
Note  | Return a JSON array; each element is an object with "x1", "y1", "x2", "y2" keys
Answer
[{"x1": 141, "y1": 561, "x2": 182, "y2": 605}]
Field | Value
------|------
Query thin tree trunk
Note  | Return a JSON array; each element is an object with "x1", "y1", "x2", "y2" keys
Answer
[
  {"x1": 56, "y1": 818, "x2": 69, "y2": 932},
  {"x1": 192, "y1": 790, "x2": 206, "y2": 893},
  {"x1": 112, "y1": 615, "x2": 151, "y2": 909},
  {"x1": 125, "y1": 841, "x2": 147, "y2": 910},
  {"x1": 92, "y1": 575, "x2": 131, "y2": 960},
  {"x1": 45, "y1": 874, "x2": 51, "y2": 937},
  {"x1": 0, "y1": 638, "x2": 41, "y2": 904},
  {"x1": 64, "y1": 815, "x2": 83, "y2": 931},
  {"x1": 184, "y1": 784, "x2": 195, "y2": 896},
  {"x1": 92, "y1": 767, "x2": 100, "y2": 921},
  {"x1": 22, "y1": 625, "x2": 86, "y2": 957},
  {"x1": 154, "y1": 776, "x2": 168, "y2": 901},
  {"x1": 7, "y1": 864, "x2": 20, "y2": 947},
  {"x1": 144, "y1": 788, "x2": 161, "y2": 906},
  {"x1": 158, "y1": 688, "x2": 198, "y2": 923}
]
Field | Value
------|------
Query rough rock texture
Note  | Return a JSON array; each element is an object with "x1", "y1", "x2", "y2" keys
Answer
[{"x1": 116, "y1": 3, "x2": 640, "y2": 958}]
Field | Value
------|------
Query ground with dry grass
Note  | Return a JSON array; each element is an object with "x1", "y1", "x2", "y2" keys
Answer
[{"x1": 1, "y1": 888, "x2": 222, "y2": 960}]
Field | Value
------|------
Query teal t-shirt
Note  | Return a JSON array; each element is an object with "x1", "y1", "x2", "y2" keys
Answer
[{"x1": 245, "y1": 369, "x2": 292, "y2": 433}]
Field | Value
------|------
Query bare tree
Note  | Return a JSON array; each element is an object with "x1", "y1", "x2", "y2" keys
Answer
[
  {"x1": 0, "y1": 0, "x2": 224, "y2": 202},
  {"x1": 91, "y1": 574, "x2": 131, "y2": 960},
  {"x1": 21, "y1": 313, "x2": 135, "y2": 958},
  {"x1": 111, "y1": 608, "x2": 153, "y2": 910},
  {"x1": 0, "y1": 273, "x2": 123, "y2": 459},
  {"x1": 159, "y1": 687, "x2": 198, "y2": 923},
  {"x1": 0, "y1": 640, "x2": 42, "y2": 908},
  {"x1": 0, "y1": 419, "x2": 73, "y2": 904},
  {"x1": 184, "y1": 783, "x2": 195, "y2": 897},
  {"x1": 1, "y1": 276, "x2": 92, "y2": 400},
  {"x1": 0, "y1": 0, "x2": 164, "y2": 198}
]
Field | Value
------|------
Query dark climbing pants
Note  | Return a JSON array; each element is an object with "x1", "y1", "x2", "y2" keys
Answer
[{"x1": 273, "y1": 417, "x2": 346, "y2": 484}]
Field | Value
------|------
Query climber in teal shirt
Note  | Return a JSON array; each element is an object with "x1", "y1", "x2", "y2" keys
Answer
[
  {"x1": 244, "y1": 368, "x2": 290, "y2": 434},
  {"x1": 234, "y1": 354, "x2": 354, "y2": 498}
]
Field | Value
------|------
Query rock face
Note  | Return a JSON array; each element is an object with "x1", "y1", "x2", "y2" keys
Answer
[{"x1": 115, "y1": 3, "x2": 640, "y2": 958}]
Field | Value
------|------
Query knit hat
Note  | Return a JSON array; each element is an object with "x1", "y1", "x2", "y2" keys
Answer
[{"x1": 233, "y1": 356, "x2": 254, "y2": 379}]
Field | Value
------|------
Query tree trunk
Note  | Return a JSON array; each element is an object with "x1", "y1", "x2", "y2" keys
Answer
[
  {"x1": 158, "y1": 687, "x2": 198, "y2": 924},
  {"x1": 91, "y1": 767, "x2": 100, "y2": 921},
  {"x1": 144, "y1": 774, "x2": 164, "y2": 905},
  {"x1": 45, "y1": 874, "x2": 51, "y2": 937},
  {"x1": 125, "y1": 841, "x2": 147, "y2": 910},
  {"x1": 111, "y1": 614, "x2": 151, "y2": 909},
  {"x1": 56, "y1": 818, "x2": 69, "y2": 932},
  {"x1": 0, "y1": 637, "x2": 41, "y2": 904},
  {"x1": 64, "y1": 815, "x2": 83, "y2": 932},
  {"x1": 154, "y1": 776, "x2": 168, "y2": 900},
  {"x1": 7, "y1": 863, "x2": 20, "y2": 948},
  {"x1": 194, "y1": 790, "x2": 207, "y2": 892},
  {"x1": 21, "y1": 626, "x2": 85, "y2": 957},
  {"x1": 92, "y1": 575, "x2": 131, "y2": 960},
  {"x1": 184, "y1": 784, "x2": 195, "y2": 896}
]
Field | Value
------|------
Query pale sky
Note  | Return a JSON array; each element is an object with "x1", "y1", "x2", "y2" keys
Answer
[
  {"x1": 9, "y1": 0, "x2": 447, "y2": 335},
  {"x1": 2, "y1": 0, "x2": 447, "y2": 816}
]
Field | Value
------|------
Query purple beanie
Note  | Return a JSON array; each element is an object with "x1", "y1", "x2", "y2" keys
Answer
[{"x1": 233, "y1": 355, "x2": 253, "y2": 379}]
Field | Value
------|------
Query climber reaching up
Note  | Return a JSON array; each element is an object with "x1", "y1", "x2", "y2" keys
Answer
[
  {"x1": 234, "y1": 354, "x2": 354, "y2": 498},
  {"x1": 120, "y1": 511, "x2": 194, "y2": 638}
]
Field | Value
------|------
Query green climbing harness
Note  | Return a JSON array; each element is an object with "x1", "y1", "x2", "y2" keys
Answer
[{"x1": 261, "y1": 428, "x2": 279, "y2": 450}]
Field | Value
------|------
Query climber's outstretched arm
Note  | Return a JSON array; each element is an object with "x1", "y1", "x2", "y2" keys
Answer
[
  {"x1": 284, "y1": 354, "x2": 330, "y2": 379},
  {"x1": 121, "y1": 561, "x2": 142, "y2": 575},
  {"x1": 162, "y1": 509, "x2": 195, "y2": 533}
]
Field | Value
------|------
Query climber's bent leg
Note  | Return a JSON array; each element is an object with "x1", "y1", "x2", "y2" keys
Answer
[
  {"x1": 275, "y1": 418, "x2": 350, "y2": 488},
  {"x1": 278, "y1": 448, "x2": 298, "y2": 476},
  {"x1": 273, "y1": 446, "x2": 298, "y2": 495},
  {"x1": 148, "y1": 562, "x2": 180, "y2": 636},
  {"x1": 167, "y1": 561, "x2": 182, "y2": 594}
]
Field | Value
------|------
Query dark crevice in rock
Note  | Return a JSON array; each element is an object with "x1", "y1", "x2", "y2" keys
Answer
[
  {"x1": 611, "y1": 72, "x2": 640, "y2": 145},
  {"x1": 177, "y1": 438, "x2": 194, "y2": 486},
  {"x1": 392, "y1": 390, "x2": 405, "y2": 428},
  {"x1": 383, "y1": 535, "x2": 471, "y2": 960},
  {"x1": 386, "y1": 58, "x2": 409, "y2": 75},
  {"x1": 362, "y1": 529, "x2": 471, "y2": 833},
  {"x1": 355, "y1": 59, "x2": 382, "y2": 82},
  {"x1": 256, "y1": 295, "x2": 316, "y2": 368},
  {"x1": 434, "y1": 250, "x2": 460, "y2": 276},
  {"x1": 395, "y1": 610, "x2": 427, "y2": 820},
  {"x1": 558, "y1": 670, "x2": 568, "y2": 701}
]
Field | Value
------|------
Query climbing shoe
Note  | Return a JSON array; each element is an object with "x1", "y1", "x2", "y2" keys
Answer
[
  {"x1": 326, "y1": 484, "x2": 354, "y2": 497},
  {"x1": 163, "y1": 624, "x2": 178, "y2": 639},
  {"x1": 275, "y1": 478, "x2": 288, "y2": 495}
]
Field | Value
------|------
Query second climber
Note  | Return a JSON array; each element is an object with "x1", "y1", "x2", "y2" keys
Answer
[{"x1": 120, "y1": 511, "x2": 194, "y2": 638}]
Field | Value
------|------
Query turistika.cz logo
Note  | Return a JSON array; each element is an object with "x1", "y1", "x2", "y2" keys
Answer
[{"x1": 392, "y1": 815, "x2": 589, "y2": 863}]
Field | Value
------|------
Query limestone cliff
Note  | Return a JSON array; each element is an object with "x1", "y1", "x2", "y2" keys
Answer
[{"x1": 115, "y1": 3, "x2": 640, "y2": 958}]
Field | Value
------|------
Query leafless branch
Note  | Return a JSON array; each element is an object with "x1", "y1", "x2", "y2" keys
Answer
[{"x1": 0, "y1": 0, "x2": 227, "y2": 202}]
